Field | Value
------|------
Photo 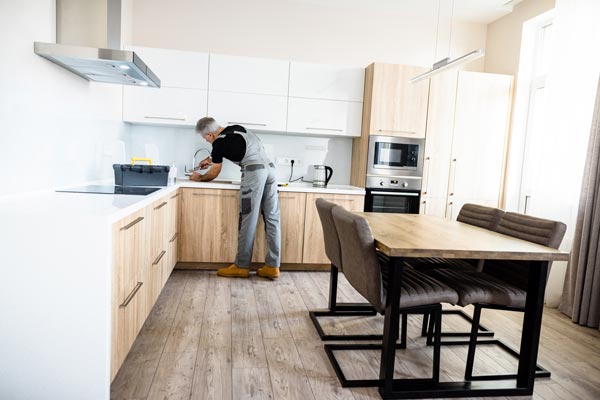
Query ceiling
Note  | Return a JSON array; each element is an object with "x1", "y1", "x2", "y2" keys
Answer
[{"x1": 297, "y1": 0, "x2": 521, "y2": 25}]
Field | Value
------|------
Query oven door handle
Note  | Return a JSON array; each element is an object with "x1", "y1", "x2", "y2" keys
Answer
[{"x1": 370, "y1": 191, "x2": 419, "y2": 197}]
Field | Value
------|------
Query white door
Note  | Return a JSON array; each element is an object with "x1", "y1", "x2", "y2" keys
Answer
[
  {"x1": 286, "y1": 98, "x2": 362, "y2": 137},
  {"x1": 123, "y1": 87, "x2": 208, "y2": 127},
  {"x1": 448, "y1": 71, "x2": 512, "y2": 215},
  {"x1": 209, "y1": 54, "x2": 289, "y2": 96},
  {"x1": 127, "y1": 46, "x2": 209, "y2": 89},
  {"x1": 208, "y1": 91, "x2": 287, "y2": 132},
  {"x1": 288, "y1": 62, "x2": 365, "y2": 102}
]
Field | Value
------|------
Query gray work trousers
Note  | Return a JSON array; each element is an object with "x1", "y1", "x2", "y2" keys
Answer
[{"x1": 235, "y1": 164, "x2": 281, "y2": 268}]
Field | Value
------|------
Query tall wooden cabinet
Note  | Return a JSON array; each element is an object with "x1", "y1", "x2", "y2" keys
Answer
[
  {"x1": 420, "y1": 71, "x2": 513, "y2": 219},
  {"x1": 351, "y1": 63, "x2": 430, "y2": 187}
]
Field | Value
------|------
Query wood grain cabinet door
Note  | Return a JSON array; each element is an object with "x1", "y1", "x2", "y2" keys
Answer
[
  {"x1": 111, "y1": 209, "x2": 147, "y2": 380},
  {"x1": 302, "y1": 193, "x2": 365, "y2": 264},
  {"x1": 252, "y1": 192, "x2": 307, "y2": 264},
  {"x1": 179, "y1": 188, "x2": 240, "y2": 263},
  {"x1": 368, "y1": 63, "x2": 429, "y2": 138}
]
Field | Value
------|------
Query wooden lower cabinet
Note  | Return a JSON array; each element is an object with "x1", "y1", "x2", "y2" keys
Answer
[
  {"x1": 179, "y1": 188, "x2": 240, "y2": 263},
  {"x1": 302, "y1": 193, "x2": 365, "y2": 264},
  {"x1": 111, "y1": 208, "x2": 147, "y2": 381},
  {"x1": 252, "y1": 192, "x2": 307, "y2": 264}
]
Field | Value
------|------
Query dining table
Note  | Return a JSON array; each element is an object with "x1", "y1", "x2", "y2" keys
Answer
[{"x1": 354, "y1": 212, "x2": 570, "y2": 399}]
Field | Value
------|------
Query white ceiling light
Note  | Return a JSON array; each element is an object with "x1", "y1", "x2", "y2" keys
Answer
[{"x1": 410, "y1": 0, "x2": 485, "y2": 83}]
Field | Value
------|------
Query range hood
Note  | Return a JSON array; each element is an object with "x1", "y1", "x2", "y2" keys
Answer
[{"x1": 34, "y1": 0, "x2": 160, "y2": 88}]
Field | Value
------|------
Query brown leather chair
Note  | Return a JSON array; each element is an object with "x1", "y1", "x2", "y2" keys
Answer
[
  {"x1": 324, "y1": 205, "x2": 459, "y2": 387},
  {"x1": 427, "y1": 212, "x2": 566, "y2": 381},
  {"x1": 309, "y1": 198, "x2": 381, "y2": 341},
  {"x1": 417, "y1": 204, "x2": 505, "y2": 339}
]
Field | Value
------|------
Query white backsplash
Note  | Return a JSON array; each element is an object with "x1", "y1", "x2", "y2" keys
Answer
[{"x1": 129, "y1": 125, "x2": 354, "y2": 185}]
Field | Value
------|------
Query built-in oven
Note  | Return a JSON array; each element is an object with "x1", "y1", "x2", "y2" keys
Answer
[
  {"x1": 367, "y1": 135, "x2": 425, "y2": 177},
  {"x1": 364, "y1": 176, "x2": 421, "y2": 214}
]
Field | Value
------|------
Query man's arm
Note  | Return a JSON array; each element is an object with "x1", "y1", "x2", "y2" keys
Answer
[
  {"x1": 197, "y1": 156, "x2": 212, "y2": 169},
  {"x1": 190, "y1": 163, "x2": 222, "y2": 182}
]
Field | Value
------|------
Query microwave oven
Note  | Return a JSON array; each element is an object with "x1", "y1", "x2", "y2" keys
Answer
[{"x1": 367, "y1": 135, "x2": 425, "y2": 177}]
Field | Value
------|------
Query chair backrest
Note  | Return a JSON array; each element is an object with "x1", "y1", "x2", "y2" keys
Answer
[
  {"x1": 494, "y1": 212, "x2": 566, "y2": 249},
  {"x1": 331, "y1": 206, "x2": 385, "y2": 312},
  {"x1": 484, "y1": 212, "x2": 567, "y2": 290},
  {"x1": 315, "y1": 198, "x2": 343, "y2": 269},
  {"x1": 457, "y1": 203, "x2": 505, "y2": 230}
]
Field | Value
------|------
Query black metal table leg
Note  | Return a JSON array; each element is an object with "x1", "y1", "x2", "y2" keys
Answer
[
  {"x1": 517, "y1": 260, "x2": 549, "y2": 391},
  {"x1": 379, "y1": 257, "x2": 404, "y2": 398}
]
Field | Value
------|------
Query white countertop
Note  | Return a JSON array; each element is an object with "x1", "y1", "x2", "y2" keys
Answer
[{"x1": 0, "y1": 179, "x2": 364, "y2": 224}]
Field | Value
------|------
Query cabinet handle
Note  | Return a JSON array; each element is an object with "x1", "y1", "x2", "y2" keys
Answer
[
  {"x1": 421, "y1": 200, "x2": 427, "y2": 214},
  {"x1": 227, "y1": 121, "x2": 267, "y2": 127},
  {"x1": 305, "y1": 127, "x2": 343, "y2": 132},
  {"x1": 154, "y1": 201, "x2": 168, "y2": 210},
  {"x1": 169, "y1": 233, "x2": 178, "y2": 243},
  {"x1": 120, "y1": 216, "x2": 144, "y2": 231},
  {"x1": 152, "y1": 250, "x2": 166, "y2": 265},
  {"x1": 144, "y1": 115, "x2": 186, "y2": 121},
  {"x1": 170, "y1": 193, "x2": 180, "y2": 199},
  {"x1": 448, "y1": 158, "x2": 458, "y2": 197},
  {"x1": 377, "y1": 129, "x2": 416, "y2": 134},
  {"x1": 422, "y1": 156, "x2": 431, "y2": 195},
  {"x1": 120, "y1": 282, "x2": 143, "y2": 308}
]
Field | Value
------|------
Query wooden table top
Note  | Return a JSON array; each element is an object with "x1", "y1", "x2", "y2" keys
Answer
[{"x1": 356, "y1": 213, "x2": 570, "y2": 261}]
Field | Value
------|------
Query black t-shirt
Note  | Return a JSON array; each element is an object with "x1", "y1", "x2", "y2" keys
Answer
[{"x1": 210, "y1": 125, "x2": 247, "y2": 164}]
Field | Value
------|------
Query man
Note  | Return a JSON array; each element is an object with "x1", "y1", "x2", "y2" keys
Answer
[{"x1": 191, "y1": 117, "x2": 281, "y2": 279}]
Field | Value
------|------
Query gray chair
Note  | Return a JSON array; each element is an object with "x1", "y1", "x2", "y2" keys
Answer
[
  {"x1": 324, "y1": 206, "x2": 459, "y2": 388},
  {"x1": 309, "y1": 198, "x2": 381, "y2": 341},
  {"x1": 417, "y1": 204, "x2": 505, "y2": 339},
  {"x1": 427, "y1": 212, "x2": 566, "y2": 381}
]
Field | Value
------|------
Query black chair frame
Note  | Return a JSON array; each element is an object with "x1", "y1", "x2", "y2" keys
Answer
[{"x1": 324, "y1": 304, "x2": 442, "y2": 388}]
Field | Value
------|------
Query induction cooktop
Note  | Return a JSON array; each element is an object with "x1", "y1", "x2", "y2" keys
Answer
[{"x1": 56, "y1": 185, "x2": 161, "y2": 196}]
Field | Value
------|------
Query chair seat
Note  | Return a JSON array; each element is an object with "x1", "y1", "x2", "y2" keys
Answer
[
  {"x1": 397, "y1": 269, "x2": 459, "y2": 309},
  {"x1": 425, "y1": 269, "x2": 526, "y2": 308},
  {"x1": 405, "y1": 257, "x2": 478, "y2": 272}
]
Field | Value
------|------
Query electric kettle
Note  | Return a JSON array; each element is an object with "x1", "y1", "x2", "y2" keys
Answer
[{"x1": 313, "y1": 165, "x2": 333, "y2": 187}]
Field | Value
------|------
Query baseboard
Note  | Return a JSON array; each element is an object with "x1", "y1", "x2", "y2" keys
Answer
[{"x1": 175, "y1": 262, "x2": 330, "y2": 271}]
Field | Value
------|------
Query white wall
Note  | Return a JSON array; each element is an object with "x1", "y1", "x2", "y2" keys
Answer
[
  {"x1": 129, "y1": 126, "x2": 353, "y2": 184},
  {"x1": 130, "y1": 0, "x2": 488, "y2": 69},
  {"x1": 0, "y1": 0, "x2": 129, "y2": 197}
]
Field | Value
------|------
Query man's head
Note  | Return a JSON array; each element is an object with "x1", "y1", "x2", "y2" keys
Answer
[{"x1": 196, "y1": 117, "x2": 223, "y2": 144}]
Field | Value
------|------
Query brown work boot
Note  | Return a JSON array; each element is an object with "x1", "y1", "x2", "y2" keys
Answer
[
  {"x1": 217, "y1": 264, "x2": 249, "y2": 278},
  {"x1": 257, "y1": 265, "x2": 280, "y2": 279}
]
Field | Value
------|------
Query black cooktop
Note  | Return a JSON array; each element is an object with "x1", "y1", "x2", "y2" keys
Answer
[{"x1": 56, "y1": 185, "x2": 161, "y2": 196}]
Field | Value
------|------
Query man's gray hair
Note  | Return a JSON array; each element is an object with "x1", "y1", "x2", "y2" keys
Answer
[{"x1": 196, "y1": 117, "x2": 222, "y2": 137}]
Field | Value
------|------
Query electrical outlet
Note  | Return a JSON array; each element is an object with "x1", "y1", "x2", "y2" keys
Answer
[{"x1": 275, "y1": 157, "x2": 302, "y2": 167}]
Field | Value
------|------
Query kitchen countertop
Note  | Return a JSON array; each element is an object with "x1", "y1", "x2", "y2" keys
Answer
[{"x1": 0, "y1": 179, "x2": 365, "y2": 224}]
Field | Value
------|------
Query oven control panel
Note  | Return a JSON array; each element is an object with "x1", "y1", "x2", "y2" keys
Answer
[{"x1": 366, "y1": 176, "x2": 422, "y2": 190}]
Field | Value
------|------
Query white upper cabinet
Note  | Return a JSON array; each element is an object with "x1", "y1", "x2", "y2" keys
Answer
[
  {"x1": 208, "y1": 91, "x2": 287, "y2": 132},
  {"x1": 127, "y1": 46, "x2": 209, "y2": 89},
  {"x1": 287, "y1": 98, "x2": 362, "y2": 137},
  {"x1": 123, "y1": 86, "x2": 207, "y2": 127},
  {"x1": 288, "y1": 62, "x2": 365, "y2": 102},
  {"x1": 209, "y1": 54, "x2": 290, "y2": 96}
]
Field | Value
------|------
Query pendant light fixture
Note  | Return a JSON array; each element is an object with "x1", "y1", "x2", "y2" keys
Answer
[{"x1": 410, "y1": 0, "x2": 484, "y2": 83}]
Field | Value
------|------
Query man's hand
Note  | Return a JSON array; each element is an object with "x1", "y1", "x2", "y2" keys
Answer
[
  {"x1": 190, "y1": 172, "x2": 202, "y2": 182},
  {"x1": 199, "y1": 160, "x2": 211, "y2": 170}
]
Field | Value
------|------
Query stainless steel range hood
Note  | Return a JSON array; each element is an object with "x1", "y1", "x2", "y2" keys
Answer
[{"x1": 34, "y1": 0, "x2": 160, "y2": 88}]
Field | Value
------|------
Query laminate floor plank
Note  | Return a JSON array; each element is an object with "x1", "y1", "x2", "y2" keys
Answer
[{"x1": 111, "y1": 271, "x2": 600, "y2": 400}]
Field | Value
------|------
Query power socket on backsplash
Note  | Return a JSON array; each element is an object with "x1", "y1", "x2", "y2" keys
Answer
[{"x1": 276, "y1": 156, "x2": 302, "y2": 167}]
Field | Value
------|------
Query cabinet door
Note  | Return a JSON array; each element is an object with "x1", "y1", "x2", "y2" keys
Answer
[
  {"x1": 179, "y1": 188, "x2": 240, "y2": 262},
  {"x1": 422, "y1": 72, "x2": 458, "y2": 199},
  {"x1": 209, "y1": 54, "x2": 289, "y2": 96},
  {"x1": 208, "y1": 91, "x2": 287, "y2": 132},
  {"x1": 123, "y1": 86, "x2": 208, "y2": 127},
  {"x1": 419, "y1": 197, "x2": 448, "y2": 219},
  {"x1": 289, "y1": 62, "x2": 365, "y2": 102},
  {"x1": 302, "y1": 193, "x2": 365, "y2": 264},
  {"x1": 166, "y1": 190, "x2": 180, "y2": 275},
  {"x1": 287, "y1": 98, "x2": 362, "y2": 137},
  {"x1": 252, "y1": 192, "x2": 307, "y2": 264},
  {"x1": 127, "y1": 46, "x2": 209, "y2": 89},
  {"x1": 111, "y1": 209, "x2": 147, "y2": 380},
  {"x1": 368, "y1": 63, "x2": 429, "y2": 138},
  {"x1": 448, "y1": 72, "x2": 512, "y2": 208}
]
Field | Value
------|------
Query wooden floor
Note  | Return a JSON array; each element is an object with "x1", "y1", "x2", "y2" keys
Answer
[{"x1": 111, "y1": 270, "x2": 600, "y2": 400}]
